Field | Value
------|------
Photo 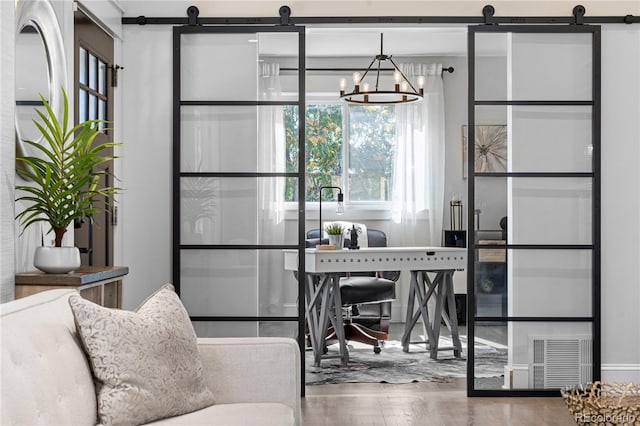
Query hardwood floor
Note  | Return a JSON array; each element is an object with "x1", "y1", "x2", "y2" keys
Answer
[
  {"x1": 301, "y1": 323, "x2": 573, "y2": 425},
  {"x1": 302, "y1": 379, "x2": 575, "y2": 426}
]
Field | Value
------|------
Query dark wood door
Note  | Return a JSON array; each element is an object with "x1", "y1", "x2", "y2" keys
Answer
[{"x1": 74, "y1": 10, "x2": 115, "y2": 266}]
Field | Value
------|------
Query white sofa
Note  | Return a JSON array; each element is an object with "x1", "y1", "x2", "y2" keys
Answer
[{"x1": 0, "y1": 289, "x2": 301, "y2": 425}]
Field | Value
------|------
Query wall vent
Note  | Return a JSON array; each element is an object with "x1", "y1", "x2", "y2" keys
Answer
[{"x1": 529, "y1": 335, "x2": 592, "y2": 388}]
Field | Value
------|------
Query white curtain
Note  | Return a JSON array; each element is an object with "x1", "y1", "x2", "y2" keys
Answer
[
  {"x1": 258, "y1": 63, "x2": 285, "y2": 225},
  {"x1": 390, "y1": 63, "x2": 445, "y2": 246},
  {"x1": 257, "y1": 63, "x2": 288, "y2": 317}
]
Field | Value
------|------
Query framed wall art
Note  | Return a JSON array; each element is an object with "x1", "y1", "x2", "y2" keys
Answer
[{"x1": 462, "y1": 125, "x2": 507, "y2": 178}]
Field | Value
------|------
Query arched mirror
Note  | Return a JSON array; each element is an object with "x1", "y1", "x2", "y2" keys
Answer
[{"x1": 15, "y1": 0, "x2": 67, "y2": 170}]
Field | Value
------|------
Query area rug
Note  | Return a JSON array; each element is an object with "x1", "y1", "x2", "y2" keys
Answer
[{"x1": 305, "y1": 336, "x2": 507, "y2": 385}]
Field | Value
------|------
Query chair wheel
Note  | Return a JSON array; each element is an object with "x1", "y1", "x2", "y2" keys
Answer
[{"x1": 373, "y1": 346, "x2": 381, "y2": 354}]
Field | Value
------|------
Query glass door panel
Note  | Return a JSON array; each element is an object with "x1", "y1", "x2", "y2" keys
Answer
[
  {"x1": 181, "y1": 105, "x2": 297, "y2": 173},
  {"x1": 474, "y1": 176, "x2": 593, "y2": 246},
  {"x1": 474, "y1": 32, "x2": 593, "y2": 101},
  {"x1": 475, "y1": 176, "x2": 508, "y2": 232},
  {"x1": 174, "y1": 25, "x2": 306, "y2": 370},
  {"x1": 180, "y1": 249, "x2": 297, "y2": 318},
  {"x1": 474, "y1": 322, "x2": 592, "y2": 390},
  {"x1": 510, "y1": 177, "x2": 592, "y2": 245},
  {"x1": 508, "y1": 249, "x2": 592, "y2": 318},
  {"x1": 181, "y1": 32, "x2": 299, "y2": 101},
  {"x1": 474, "y1": 105, "x2": 593, "y2": 173},
  {"x1": 474, "y1": 33, "x2": 508, "y2": 101},
  {"x1": 510, "y1": 33, "x2": 592, "y2": 101},
  {"x1": 510, "y1": 106, "x2": 593, "y2": 173},
  {"x1": 194, "y1": 321, "x2": 299, "y2": 339},
  {"x1": 179, "y1": 177, "x2": 297, "y2": 245},
  {"x1": 469, "y1": 25, "x2": 600, "y2": 395},
  {"x1": 181, "y1": 249, "x2": 259, "y2": 316}
]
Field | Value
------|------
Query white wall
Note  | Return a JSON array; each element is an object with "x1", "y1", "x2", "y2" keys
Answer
[
  {"x1": 120, "y1": 24, "x2": 174, "y2": 309},
  {"x1": 0, "y1": 0, "x2": 16, "y2": 303},
  {"x1": 1, "y1": 0, "x2": 638, "y2": 381},
  {"x1": 13, "y1": 0, "x2": 75, "y2": 274},
  {"x1": 2, "y1": 0, "x2": 75, "y2": 298},
  {"x1": 600, "y1": 25, "x2": 640, "y2": 381}
]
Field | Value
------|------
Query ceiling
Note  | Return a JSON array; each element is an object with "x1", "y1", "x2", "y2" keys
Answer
[
  {"x1": 258, "y1": 26, "x2": 506, "y2": 58},
  {"x1": 306, "y1": 27, "x2": 468, "y2": 57}
]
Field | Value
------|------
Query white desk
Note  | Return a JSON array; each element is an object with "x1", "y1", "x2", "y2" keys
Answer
[{"x1": 284, "y1": 247, "x2": 466, "y2": 366}]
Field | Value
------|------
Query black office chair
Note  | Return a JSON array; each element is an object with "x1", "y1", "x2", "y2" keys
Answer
[{"x1": 305, "y1": 228, "x2": 400, "y2": 354}]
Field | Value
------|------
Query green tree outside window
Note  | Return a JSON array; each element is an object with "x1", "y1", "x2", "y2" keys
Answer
[{"x1": 284, "y1": 103, "x2": 395, "y2": 203}]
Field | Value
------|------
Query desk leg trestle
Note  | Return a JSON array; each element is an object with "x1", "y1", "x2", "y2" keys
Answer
[
  {"x1": 304, "y1": 275, "x2": 322, "y2": 365},
  {"x1": 401, "y1": 270, "x2": 462, "y2": 360},
  {"x1": 305, "y1": 273, "x2": 349, "y2": 367}
]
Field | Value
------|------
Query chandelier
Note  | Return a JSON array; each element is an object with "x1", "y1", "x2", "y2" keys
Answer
[{"x1": 339, "y1": 33, "x2": 424, "y2": 105}]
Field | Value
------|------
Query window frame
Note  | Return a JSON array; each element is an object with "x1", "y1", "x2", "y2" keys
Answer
[{"x1": 285, "y1": 98, "x2": 397, "y2": 211}]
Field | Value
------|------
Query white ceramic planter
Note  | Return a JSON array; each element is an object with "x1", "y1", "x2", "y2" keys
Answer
[{"x1": 34, "y1": 246, "x2": 81, "y2": 274}]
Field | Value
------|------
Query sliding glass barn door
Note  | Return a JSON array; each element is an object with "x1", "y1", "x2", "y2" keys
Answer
[
  {"x1": 173, "y1": 26, "x2": 305, "y2": 348},
  {"x1": 467, "y1": 25, "x2": 600, "y2": 395}
]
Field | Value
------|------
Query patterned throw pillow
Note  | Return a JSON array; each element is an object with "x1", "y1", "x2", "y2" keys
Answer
[{"x1": 69, "y1": 284, "x2": 215, "y2": 426}]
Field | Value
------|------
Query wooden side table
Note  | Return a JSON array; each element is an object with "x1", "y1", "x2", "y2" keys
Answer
[{"x1": 15, "y1": 266, "x2": 129, "y2": 308}]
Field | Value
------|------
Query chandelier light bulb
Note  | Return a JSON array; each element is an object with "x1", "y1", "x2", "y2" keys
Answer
[
  {"x1": 353, "y1": 72, "x2": 362, "y2": 85},
  {"x1": 362, "y1": 83, "x2": 370, "y2": 92},
  {"x1": 339, "y1": 78, "x2": 347, "y2": 96},
  {"x1": 401, "y1": 81, "x2": 408, "y2": 92},
  {"x1": 394, "y1": 71, "x2": 402, "y2": 84},
  {"x1": 417, "y1": 75, "x2": 425, "y2": 89}
]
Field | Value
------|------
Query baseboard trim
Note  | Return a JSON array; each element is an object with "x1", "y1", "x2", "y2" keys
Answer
[
  {"x1": 503, "y1": 364, "x2": 640, "y2": 389},
  {"x1": 602, "y1": 364, "x2": 640, "y2": 382}
]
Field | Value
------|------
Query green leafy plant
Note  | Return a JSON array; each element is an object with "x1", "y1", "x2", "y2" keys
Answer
[
  {"x1": 479, "y1": 278, "x2": 495, "y2": 293},
  {"x1": 324, "y1": 223, "x2": 345, "y2": 236},
  {"x1": 15, "y1": 88, "x2": 121, "y2": 247}
]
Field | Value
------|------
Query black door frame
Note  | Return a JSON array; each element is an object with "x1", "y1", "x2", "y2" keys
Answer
[
  {"x1": 172, "y1": 20, "x2": 307, "y2": 393},
  {"x1": 467, "y1": 24, "x2": 601, "y2": 396}
]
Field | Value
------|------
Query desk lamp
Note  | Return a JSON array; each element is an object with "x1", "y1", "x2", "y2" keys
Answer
[{"x1": 318, "y1": 186, "x2": 344, "y2": 246}]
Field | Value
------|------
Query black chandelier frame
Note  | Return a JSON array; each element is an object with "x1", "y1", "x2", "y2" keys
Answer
[{"x1": 339, "y1": 33, "x2": 424, "y2": 105}]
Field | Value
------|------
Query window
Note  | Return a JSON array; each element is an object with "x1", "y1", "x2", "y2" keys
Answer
[
  {"x1": 284, "y1": 103, "x2": 396, "y2": 203},
  {"x1": 78, "y1": 47, "x2": 108, "y2": 133}
]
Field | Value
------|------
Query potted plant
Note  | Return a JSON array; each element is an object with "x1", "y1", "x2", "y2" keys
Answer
[
  {"x1": 479, "y1": 278, "x2": 495, "y2": 293},
  {"x1": 15, "y1": 88, "x2": 121, "y2": 273},
  {"x1": 324, "y1": 223, "x2": 345, "y2": 249}
]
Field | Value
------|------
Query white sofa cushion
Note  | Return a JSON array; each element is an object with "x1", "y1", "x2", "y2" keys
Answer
[
  {"x1": 1, "y1": 290, "x2": 98, "y2": 426},
  {"x1": 144, "y1": 402, "x2": 295, "y2": 426},
  {"x1": 69, "y1": 284, "x2": 215, "y2": 426}
]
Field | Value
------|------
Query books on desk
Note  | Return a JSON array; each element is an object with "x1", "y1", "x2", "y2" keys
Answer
[
  {"x1": 316, "y1": 245, "x2": 337, "y2": 250},
  {"x1": 478, "y1": 240, "x2": 506, "y2": 262}
]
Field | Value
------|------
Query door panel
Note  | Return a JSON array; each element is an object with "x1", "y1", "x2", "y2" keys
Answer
[
  {"x1": 468, "y1": 25, "x2": 600, "y2": 395},
  {"x1": 474, "y1": 32, "x2": 593, "y2": 101},
  {"x1": 74, "y1": 10, "x2": 115, "y2": 266},
  {"x1": 473, "y1": 322, "x2": 592, "y2": 390},
  {"x1": 179, "y1": 177, "x2": 297, "y2": 245},
  {"x1": 180, "y1": 32, "x2": 299, "y2": 101},
  {"x1": 180, "y1": 105, "x2": 296, "y2": 173},
  {"x1": 173, "y1": 26, "x2": 306, "y2": 366}
]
